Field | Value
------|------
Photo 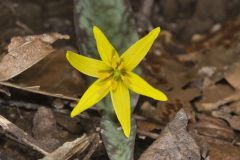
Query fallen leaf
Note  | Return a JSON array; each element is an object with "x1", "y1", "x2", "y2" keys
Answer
[
  {"x1": 212, "y1": 107, "x2": 240, "y2": 131},
  {"x1": 208, "y1": 143, "x2": 240, "y2": 160},
  {"x1": 33, "y1": 107, "x2": 60, "y2": 151},
  {"x1": 196, "y1": 84, "x2": 235, "y2": 111},
  {"x1": 139, "y1": 109, "x2": 201, "y2": 160},
  {"x1": 12, "y1": 47, "x2": 86, "y2": 97},
  {"x1": 0, "y1": 33, "x2": 69, "y2": 81},
  {"x1": 226, "y1": 101, "x2": 240, "y2": 115},
  {"x1": 137, "y1": 120, "x2": 161, "y2": 132},
  {"x1": 55, "y1": 112, "x2": 83, "y2": 134},
  {"x1": 195, "y1": 114, "x2": 235, "y2": 141},
  {"x1": 0, "y1": 47, "x2": 85, "y2": 100},
  {"x1": 139, "y1": 101, "x2": 181, "y2": 127},
  {"x1": 225, "y1": 62, "x2": 240, "y2": 90}
]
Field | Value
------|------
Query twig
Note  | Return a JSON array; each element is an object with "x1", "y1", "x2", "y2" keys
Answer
[
  {"x1": 16, "y1": 20, "x2": 34, "y2": 34},
  {"x1": 137, "y1": 129, "x2": 160, "y2": 139},
  {"x1": 40, "y1": 134, "x2": 90, "y2": 160},
  {"x1": 82, "y1": 133, "x2": 101, "y2": 160},
  {"x1": 0, "y1": 81, "x2": 79, "y2": 101},
  {"x1": 0, "y1": 115, "x2": 49, "y2": 155}
]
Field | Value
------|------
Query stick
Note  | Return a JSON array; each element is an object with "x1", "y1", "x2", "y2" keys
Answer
[
  {"x1": 137, "y1": 129, "x2": 160, "y2": 139},
  {"x1": 40, "y1": 134, "x2": 90, "y2": 160},
  {"x1": 82, "y1": 133, "x2": 100, "y2": 160},
  {"x1": 0, "y1": 115, "x2": 49, "y2": 155}
]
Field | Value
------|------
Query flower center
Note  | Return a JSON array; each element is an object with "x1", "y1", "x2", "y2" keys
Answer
[{"x1": 113, "y1": 69, "x2": 121, "y2": 80}]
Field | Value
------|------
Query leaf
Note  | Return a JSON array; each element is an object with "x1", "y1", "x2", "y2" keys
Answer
[
  {"x1": 74, "y1": 0, "x2": 138, "y2": 57},
  {"x1": 196, "y1": 114, "x2": 235, "y2": 141},
  {"x1": 224, "y1": 62, "x2": 240, "y2": 90},
  {"x1": 0, "y1": 48, "x2": 85, "y2": 100},
  {"x1": 139, "y1": 109, "x2": 201, "y2": 160},
  {"x1": 100, "y1": 116, "x2": 136, "y2": 160},
  {"x1": 0, "y1": 33, "x2": 69, "y2": 81},
  {"x1": 212, "y1": 106, "x2": 240, "y2": 131}
]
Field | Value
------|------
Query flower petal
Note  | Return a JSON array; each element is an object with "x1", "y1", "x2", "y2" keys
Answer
[
  {"x1": 127, "y1": 72, "x2": 168, "y2": 101},
  {"x1": 71, "y1": 79, "x2": 110, "y2": 117},
  {"x1": 93, "y1": 26, "x2": 119, "y2": 65},
  {"x1": 110, "y1": 82, "x2": 131, "y2": 138},
  {"x1": 121, "y1": 27, "x2": 160, "y2": 71},
  {"x1": 66, "y1": 51, "x2": 110, "y2": 78}
]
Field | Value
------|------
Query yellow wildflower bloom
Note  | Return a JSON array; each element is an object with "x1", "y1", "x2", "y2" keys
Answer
[{"x1": 66, "y1": 26, "x2": 168, "y2": 137}]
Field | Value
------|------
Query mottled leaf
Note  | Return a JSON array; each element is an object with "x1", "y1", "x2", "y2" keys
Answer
[
  {"x1": 74, "y1": 0, "x2": 138, "y2": 57},
  {"x1": 100, "y1": 116, "x2": 136, "y2": 160}
]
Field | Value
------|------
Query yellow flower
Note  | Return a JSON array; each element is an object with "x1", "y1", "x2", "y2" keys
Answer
[{"x1": 66, "y1": 26, "x2": 168, "y2": 138}]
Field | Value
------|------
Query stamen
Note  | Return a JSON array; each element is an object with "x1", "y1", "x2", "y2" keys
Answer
[
  {"x1": 113, "y1": 69, "x2": 121, "y2": 80},
  {"x1": 99, "y1": 72, "x2": 112, "y2": 80},
  {"x1": 97, "y1": 80, "x2": 111, "y2": 95},
  {"x1": 117, "y1": 61, "x2": 124, "y2": 70},
  {"x1": 121, "y1": 75, "x2": 131, "y2": 86},
  {"x1": 111, "y1": 80, "x2": 118, "y2": 90},
  {"x1": 111, "y1": 55, "x2": 119, "y2": 69}
]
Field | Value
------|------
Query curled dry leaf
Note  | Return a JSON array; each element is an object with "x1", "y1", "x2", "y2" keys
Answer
[
  {"x1": 0, "y1": 33, "x2": 69, "y2": 81},
  {"x1": 139, "y1": 109, "x2": 201, "y2": 160}
]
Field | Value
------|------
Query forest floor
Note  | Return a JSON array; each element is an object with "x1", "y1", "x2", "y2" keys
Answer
[{"x1": 1, "y1": 0, "x2": 240, "y2": 159}]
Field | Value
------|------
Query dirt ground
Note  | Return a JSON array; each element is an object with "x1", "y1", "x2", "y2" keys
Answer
[{"x1": 1, "y1": 0, "x2": 240, "y2": 159}]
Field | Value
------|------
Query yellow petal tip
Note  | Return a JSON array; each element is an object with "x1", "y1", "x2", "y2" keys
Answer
[
  {"x1": 153, "y1": 27, "x2": 161, "y2": 36},
  {"x1": 123, "y1": 128, "x2": 131, "y2": 138},
  {"x1": 70, "y1": 110, "x2": 78, "y2": 118},
  {"x1": 158, "y1": 92, "x2": 168, "y2": 102},
  {"x1": 159, "y1": 93, "x2": 168, "y2": 102},
  {"x1": 66, "y1": 50, "x2": 75, "y2": 61},
  {"x1": 93, "y1": 26, "x2": 100, "y2": 33},
  {"x1": 156, "y1": 26, "x2": 161, "y2": 31},
  {"x1": 126, "y1": 132, "x2": 130, "y2": 138},
  {"x1": 162, "y1": 95, "x2": 168, "y2": 101},
  {"x1": 66, "y1": 52, "x2": 69, "y2": 59}
]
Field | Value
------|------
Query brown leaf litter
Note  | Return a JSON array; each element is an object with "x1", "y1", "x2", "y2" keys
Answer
[
  {"x1": 0, "y1": 33, "x2": 69, "y2": 81},
  {"x1": 139, "y1": 109, "x2": 201, "y2": 160}
]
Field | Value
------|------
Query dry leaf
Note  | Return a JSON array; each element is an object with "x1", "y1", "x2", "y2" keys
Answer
[
  {"x1": 212, "y1": 108, "x2": 240, "y2": 131},
  {"x1": 195, "y1": 114, "x2": 235, "y2": 141},
  {"x1": 0, "y1": 47, "x2": 85, "y2": 100},
  {"x1": 0, "y1": 33, "x2": 69, "y2": 81},
  {"x1": 139, "y1": 109, "x2": 201, "y2": 160},
  {"x1": 197, "y1": 91, "x2": 240, "y2": 112},
  {"x1": 196, "y1": 84, "x2": 234, "y2": 111},
  {"x1": 225, "y1": 62, "x2": 240, "y2": 90},
  {"x1": 137, "y1": 120, "x2": 161, "y2": 132},
  {"x1": 33, "y1": 107, "x2": 60, "y2": 151},
  {"x1": 139, "y1": 101, "x2": 182, "y2": 127},
  {"x1": 12, "y1": 47, "x2": 85, "y2": 97},
  {"x1": 208, "y1": 143, "x2": 240, "y2": 160}
]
